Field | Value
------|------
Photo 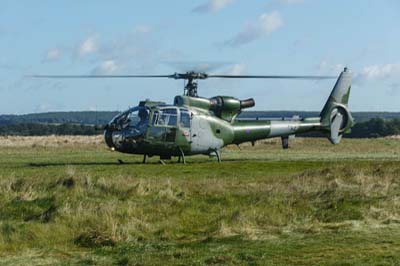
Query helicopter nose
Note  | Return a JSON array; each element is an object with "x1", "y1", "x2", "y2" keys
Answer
[{"x1": 104, "y1": 129, "x2": 115, "y2": 149}]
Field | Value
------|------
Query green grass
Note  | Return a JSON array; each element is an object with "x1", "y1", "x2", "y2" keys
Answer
[{"x1": 0, "y1": 136, "x2": 399, "y2": 265}]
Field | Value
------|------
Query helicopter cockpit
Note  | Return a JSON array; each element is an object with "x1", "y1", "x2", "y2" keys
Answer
[{"x1": 105, "y1": 106, "x2": 150, "y2": 151}]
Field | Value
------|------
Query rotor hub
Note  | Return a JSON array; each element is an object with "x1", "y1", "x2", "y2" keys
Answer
[{"x1": 171, "y1": 72, "x2": 208, "y2": 97}]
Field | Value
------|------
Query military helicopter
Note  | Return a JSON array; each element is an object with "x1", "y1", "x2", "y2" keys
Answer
[{"x1": 36, "y1": 67, "x2": 353, "y2": 163}]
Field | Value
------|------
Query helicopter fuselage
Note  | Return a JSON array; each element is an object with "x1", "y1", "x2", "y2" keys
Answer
[{"x1": 103, "y1": 95, "x2": 330, "y2": 160}]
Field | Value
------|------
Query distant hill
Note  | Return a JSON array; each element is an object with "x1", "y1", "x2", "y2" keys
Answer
[
  {"x1": 1, "y1": 111, "x2": 399, "y2": 126},
  {"x1": 0, "y1": 111, "x2": 119, "y2": 126},
  {"x1": 0, "y1": 111, "x2": 399, "y2": 138},
  {"x1": 239, "y1": 111, "x2": 400, "y2": 122}
]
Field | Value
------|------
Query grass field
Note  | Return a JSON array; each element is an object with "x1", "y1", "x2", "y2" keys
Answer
[{"x1": 0, "y1": 136, "x2": 399, "y2": 265}]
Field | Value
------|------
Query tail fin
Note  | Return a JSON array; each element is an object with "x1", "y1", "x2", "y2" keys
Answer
[{"x1": 320, "y1": 67, "x2": 354, "y2": 144}]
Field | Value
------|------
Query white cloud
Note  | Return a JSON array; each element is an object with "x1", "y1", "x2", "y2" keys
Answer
[
  {"x1": 34, "y1": 103, "x2": 53, "y2": 113},
  {"x1": 259, "y1": 12, "x2": 284, "y2": 34},
  {"x1": 34, "y1": 102, "x2": 65, "y2": 113},
  {"x1": 226, "y1": 11, "x2": 284, "y2": 47},
  {"x1": 134, "y1": 25, "x2": 152, "y2": 34},
  {"x1": 356, "y1": 64, "x2": 400, "y2": 95},
  {"x1": 101, "y1": 30, "x2": 165, "y2": 73},
  {"x1": 60, "y1": 28, "x2": 158, "y2": 74},
  {"x1": 203, "y1": 63, "x2": 247, "y2": 92},
  {"x1": 318, "y1": 61, "x2": 400, "y2": 93},
  {"x1": 44, "y1": 48, "x2": 62, "y2": 61},
  {"x1": 359, "y1": 64, "x2": 400, "y2": 80},
  {"x1": 388, "y1": 83, "x2": 400, "y2": 96},
  {"x1": 280, "y1": 0, "x2": 304, "y2": 4},
  {"x1": 78, "y1": 36, "x2": 98, "y2": 57},
  {"x1": 163, "y1": 61, "x2": 233, "y2": 73},
  {"x1": 92, "y1": 60, "x2": 120, "y2": 75},
  {"x1": 318, "y1": 61, "x2": 345, "y2": 74},
  {"x1": 193, "y1": 0, "x2": 234, "y2": 13},
  {"x1": 265, "y1": 0, "x2": 305, "y2": 9},
  {"x1": 226, "y1": 64, "x2": 246, "y2": 75}
]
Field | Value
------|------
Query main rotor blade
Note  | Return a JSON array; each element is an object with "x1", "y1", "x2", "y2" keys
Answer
[
  {"x1": 32, "y1": 73, "x2": 338, "y2": 80},
  {"x1": 207, "y1": 75, "x2": 337, "y2": 80},
  {"x1": 32, "y1": 75, "x2": 174, "y2": 79}
]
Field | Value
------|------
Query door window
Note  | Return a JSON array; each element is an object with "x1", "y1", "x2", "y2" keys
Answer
[
  {"x1": 153, "y1": 108, "x2": 177, "y2": 126},
  {"x1": 180, "y1": 109, "x2": 191, "y2": 128},
  {"x1": 149, "y1": 108, "x2": 177, "y2": 143}
]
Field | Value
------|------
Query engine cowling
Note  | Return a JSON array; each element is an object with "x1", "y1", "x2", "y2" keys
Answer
[
  {"x1": 210, "y1": 96, "x2": 255, "y2": 122},
  {"x1": 174, "y1": 95, "x2": 255, "y2": 122}
]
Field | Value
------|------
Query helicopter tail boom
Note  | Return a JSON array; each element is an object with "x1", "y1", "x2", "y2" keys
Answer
[{"x1": 231, "y1": 68, "x2": 353, "y2": 146}]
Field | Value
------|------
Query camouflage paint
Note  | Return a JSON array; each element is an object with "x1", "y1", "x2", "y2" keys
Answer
[{"x1": 104, "y1": 68, "x2": 354, "y2": 160}]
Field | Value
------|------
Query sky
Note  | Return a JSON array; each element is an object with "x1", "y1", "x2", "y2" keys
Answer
[{"x1": 0, "y1": 0, "x2": 399, "y2": 114}]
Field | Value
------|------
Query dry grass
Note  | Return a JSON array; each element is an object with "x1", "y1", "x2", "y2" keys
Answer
[
  {"x1": 0, "y1": 136, "x2": 400, "y2": 265},
  {"x1": 0, "y1": 135, "x2": 103, "y2": 148}
]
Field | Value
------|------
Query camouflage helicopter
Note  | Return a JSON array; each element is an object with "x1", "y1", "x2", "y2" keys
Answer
[{"x1": 36, "y1": 67, "x2": 353, "y2": 163}]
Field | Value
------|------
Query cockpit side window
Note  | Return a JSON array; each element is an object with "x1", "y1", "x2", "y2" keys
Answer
[
  {"x1": 128, "y1": 112, "x2": 141, "y2": 127},
  {"x1": 109, "y1": 106, "x2": 149, "y2": 135},
  {"x1": 152, "y1": 111, "x2": 159, "y2": 125},
  {"x1": 126, "y1": 107, "x2": 148, "y2": 128}
]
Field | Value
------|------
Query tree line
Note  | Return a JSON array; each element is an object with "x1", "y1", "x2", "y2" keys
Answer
[
  {"x1": 0, "y1": 118, "x2": 399, "y2": 138},
  {"x1": 2, "y1": 111, "x2": 400, "y2": 125},
  {"x1": 348, "y1": 118, "x2": 400, "y2": 138}
]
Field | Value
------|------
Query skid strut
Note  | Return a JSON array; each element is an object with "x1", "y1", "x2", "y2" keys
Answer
[
  {"x1": 178, "y1": 147, "x2": 186, "y2": 164},
  {"x1": 281, "y1": 136, "x2": 289, "y2": 149}
]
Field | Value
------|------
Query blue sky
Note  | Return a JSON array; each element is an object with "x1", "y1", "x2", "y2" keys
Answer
[{"x1": 0, "y1": 0, "x2": 399, "y2": 114}]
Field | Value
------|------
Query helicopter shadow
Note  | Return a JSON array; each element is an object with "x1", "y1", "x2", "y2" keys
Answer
[
  {"x1": 25, "y1": 159, "x2": 203, "y2": 167},
  {"x1": 24, "y1": 157, "x2": 276, "y2": 168},
  {"x1": 26, "y1": 161, "x2": 144, "y2": 168}
]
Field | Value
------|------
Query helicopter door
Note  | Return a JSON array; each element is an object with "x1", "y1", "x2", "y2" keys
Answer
[
  {"x1": 148, "y1": 108, "x2": 178, "y2": 143},
  {"x1": 190, "y1": 114, "x2": 210, "y2": 153},
  {"x1": 178, "y1": 109, "x2": 192, "y2": 141}
]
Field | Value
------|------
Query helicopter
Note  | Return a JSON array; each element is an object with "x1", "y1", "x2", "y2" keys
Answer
[{"x1": 35, "y1": 67, "x2": 354, "y2": 163}]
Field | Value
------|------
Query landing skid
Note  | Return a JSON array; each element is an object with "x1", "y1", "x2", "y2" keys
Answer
[
  {"x1": 209, "y1": 150, "x2": 221, "y2": 163},
  {"x1": 140, "y1": 149, "x2": 223, "y2": 164}
]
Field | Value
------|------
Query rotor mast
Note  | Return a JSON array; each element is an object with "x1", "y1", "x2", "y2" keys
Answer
[
  {"x1": 184, "y1": 76, "x2": 198, "y2": 97},
  {"x1": 177, "y1": 72, "x2": 208, "y2": 97}
]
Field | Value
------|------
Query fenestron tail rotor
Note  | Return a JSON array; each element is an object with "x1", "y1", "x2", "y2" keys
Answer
[{"x1": 32, "y1": 72, "x2": 337, "y2": 97}]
